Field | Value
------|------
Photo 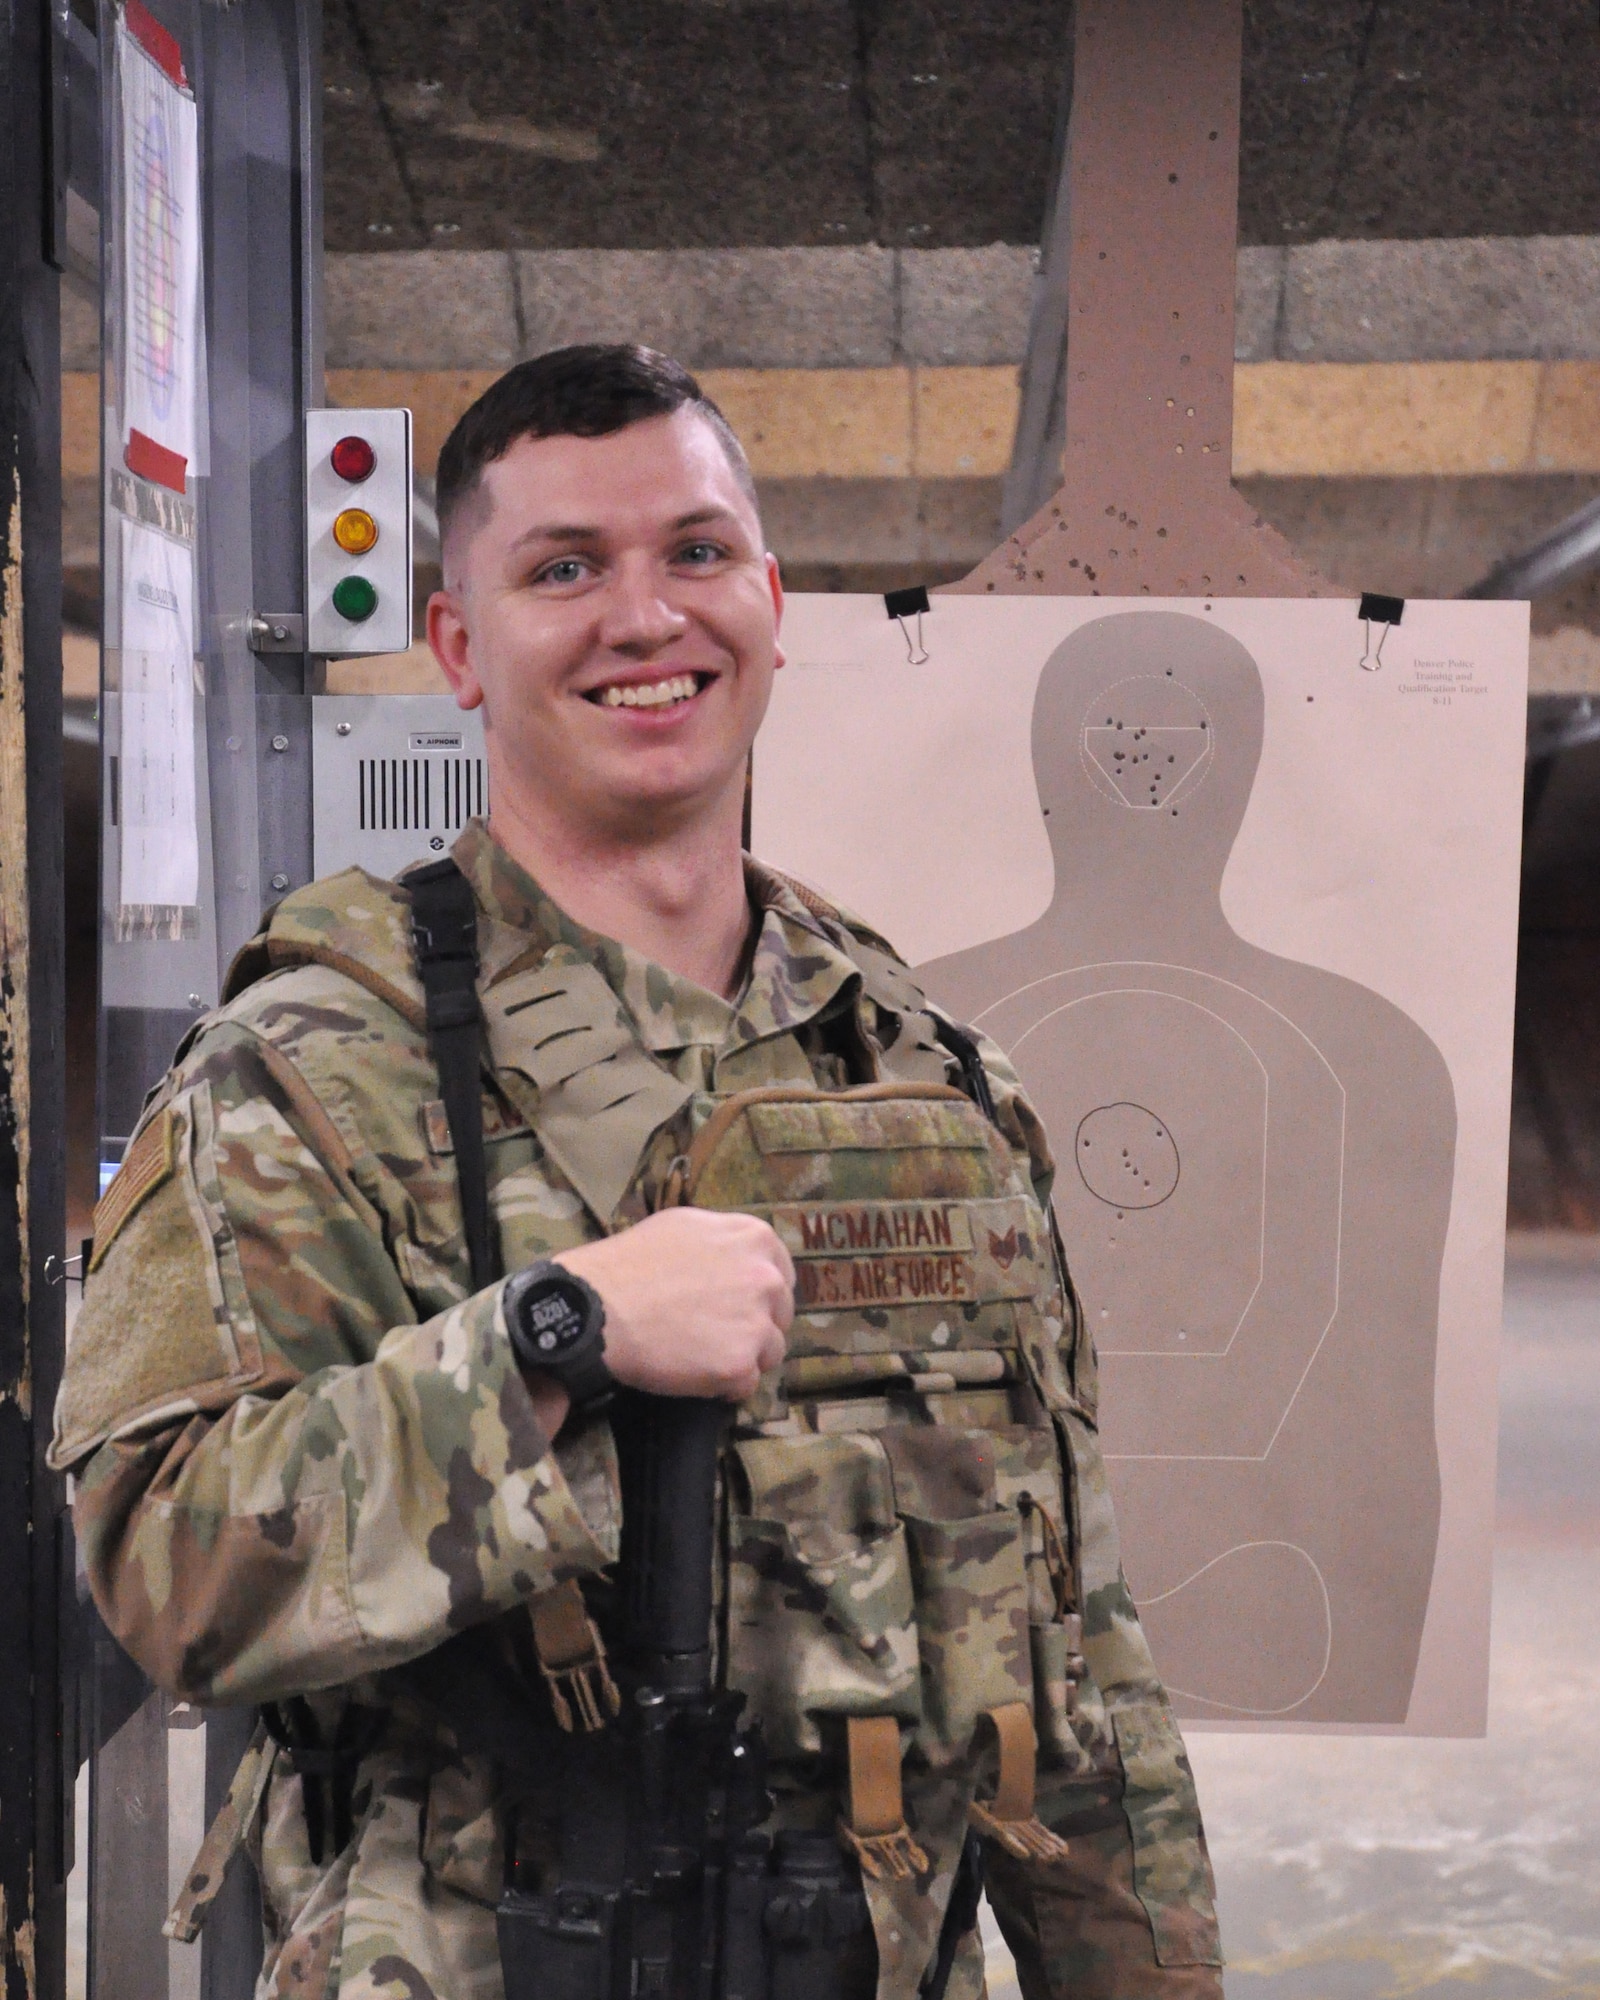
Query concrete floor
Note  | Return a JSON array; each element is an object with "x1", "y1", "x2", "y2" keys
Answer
[{"x1": 984, "y1": 1233, "x2": 1600, "y2": 2000}]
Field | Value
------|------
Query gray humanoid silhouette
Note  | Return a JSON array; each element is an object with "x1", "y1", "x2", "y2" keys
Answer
[{"x1": 919, "y1": 611, "x2": 1455, "y2": 1724}]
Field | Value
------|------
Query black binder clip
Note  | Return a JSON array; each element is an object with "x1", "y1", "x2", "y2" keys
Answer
[
  {"x1": 1358, "y1": 592, "x2": 1404, "y2": 672},
  {"x1": 885, "y1": 585, "x2": 931, "y2": 664}
]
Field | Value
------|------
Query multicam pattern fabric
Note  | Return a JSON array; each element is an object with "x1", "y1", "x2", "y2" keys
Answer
[{"x1": 54, "y1": 818, "x2": 1221, "y2": 2000}]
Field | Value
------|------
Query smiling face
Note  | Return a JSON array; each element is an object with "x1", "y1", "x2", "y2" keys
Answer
[{"x1": 427, "y1": 407, "x2": 783, "y2": 849}]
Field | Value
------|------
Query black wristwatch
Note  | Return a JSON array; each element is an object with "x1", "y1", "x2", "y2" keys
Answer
[{"x1": 503, "y1": 1259, "x2": 614, "y2": 1419}]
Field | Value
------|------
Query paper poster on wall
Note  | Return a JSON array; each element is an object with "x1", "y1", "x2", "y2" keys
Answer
[
  {"x1": 753, "y1": 595, "x2": 1528, "y2": 1735},
  {"x1": 116, "y1": 1, "x2": 201, "y2": 493},
  {"x1": 117, "y1": 514, "x2": 199, "y2": 921}
]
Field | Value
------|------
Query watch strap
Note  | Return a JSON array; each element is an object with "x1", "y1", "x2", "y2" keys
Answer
[{"x1": 543, "y1": 1340, "x2": 615, "y2": 1417}]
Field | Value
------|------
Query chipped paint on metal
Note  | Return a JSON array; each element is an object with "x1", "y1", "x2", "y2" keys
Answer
[{"x1": 0, "y1": 467, "x2": 29, "y2": 1418}]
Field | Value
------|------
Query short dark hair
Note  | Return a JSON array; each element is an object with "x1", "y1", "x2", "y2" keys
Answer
[{"x1": 434, "y1": 343, "x2": 757, "y2": 561}]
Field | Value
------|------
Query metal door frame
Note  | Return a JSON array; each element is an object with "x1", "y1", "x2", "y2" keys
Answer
[
  {"x1": 1, "y1": 0, "x2": 70, "y2": 1983},
  {"x1": 84, "y1": 1, "x2": 323, "y2": 1995}
]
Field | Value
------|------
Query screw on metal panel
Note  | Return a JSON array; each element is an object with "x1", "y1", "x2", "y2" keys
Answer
[
  {"x1": 248, "y1": 612, "x2": 306, "y2": 654},
  {"x1": 271, "y1": 734, "x2": 290, "y2": 751},
  {"x1": 187, "y1": 993, "x2": 204, "y2": 1010},
  {"x1": 336, "y1": 720, "x2": 352, "y2": 735},
  {"x1": 270, "y1": 872, "x2": 290, "y2": 891},
  {"x1": 226, "y1": 735, "x2": 241, "y2": 752}
]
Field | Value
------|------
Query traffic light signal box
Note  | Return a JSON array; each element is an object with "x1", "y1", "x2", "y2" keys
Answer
[{"x1": 306, "y1": 407, "x2": 414, "y2": 656}]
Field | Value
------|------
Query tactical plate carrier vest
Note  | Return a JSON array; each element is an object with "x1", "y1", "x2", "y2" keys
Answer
[{"x1": 400, "y1": 859, "x2": 1099, "y2": 1995}]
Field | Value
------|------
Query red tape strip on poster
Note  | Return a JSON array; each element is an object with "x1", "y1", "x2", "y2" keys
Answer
[
  {"x1": 125, "y1": 428, "x2": 188, "y2": 493},
  {"x1": 124, "y1": 0, "x2": 187, "y2": 87}
]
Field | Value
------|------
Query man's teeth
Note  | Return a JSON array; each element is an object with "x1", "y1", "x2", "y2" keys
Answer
[{"x1": 599, "y1": 675, "x2": 699, "y2": 709}]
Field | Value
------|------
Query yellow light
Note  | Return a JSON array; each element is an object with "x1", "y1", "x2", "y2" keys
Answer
[{"x1": 333, "y1": 507, "x2": 379, "y2": 555}]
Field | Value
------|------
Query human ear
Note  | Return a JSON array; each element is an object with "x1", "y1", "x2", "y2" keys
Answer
[
  {"x1": 766, "y1": 551, "x2": 786, "y2": 672},
  {"x1": 428, "y1": 589, "x2": 484, "y2": 711}
]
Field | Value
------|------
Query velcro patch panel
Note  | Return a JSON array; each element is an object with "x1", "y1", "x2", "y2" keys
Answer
[
  {"x1": 90, "y1": 1108, "x2": 176, "y2": 1271},
  {"x1": 748, "y1": 1096, "x2": 988, "y2": 1157}
]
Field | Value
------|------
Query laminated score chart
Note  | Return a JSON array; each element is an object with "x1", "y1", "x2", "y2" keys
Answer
[
  {"x1": 116, "y1": 512, "x2": 199, "y2": 917},
  {"x1": 116, "y1": 6, "x2": 200, "y2": 487},
  {"x1": 754, "y1": 597, "x2": 1528, "y2": 1734}
]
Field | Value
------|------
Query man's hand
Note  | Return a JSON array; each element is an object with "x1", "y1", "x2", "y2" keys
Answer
[{"x1": 557, "y1": 1209, "x2": 795, "y2": 1402}]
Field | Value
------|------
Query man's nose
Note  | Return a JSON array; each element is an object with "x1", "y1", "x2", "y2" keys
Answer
[{"x1": 602, "y1": 560, "x2": 689, "y2": 654}]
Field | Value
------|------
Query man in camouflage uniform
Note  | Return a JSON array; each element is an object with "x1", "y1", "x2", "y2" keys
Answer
[{"x1": 53, "y1": 346, "x2": 1224, "y2": 2000}]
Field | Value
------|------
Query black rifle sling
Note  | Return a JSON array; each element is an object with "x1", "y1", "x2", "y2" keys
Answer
[
  {"x1": 930, "y1": 1013, "x2": 999, "y2": 1127},
  {"x1": 408, "y1": 857, "x2": 496, "y2": 1291}
]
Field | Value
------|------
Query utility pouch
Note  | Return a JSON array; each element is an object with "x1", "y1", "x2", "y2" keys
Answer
[
  {"x1": 881, "y1": 1426, "x2": 1033, "y2": 1765},
  {"x1": 728, "y1": 1433, "x2": 921, "y2": 1761}
]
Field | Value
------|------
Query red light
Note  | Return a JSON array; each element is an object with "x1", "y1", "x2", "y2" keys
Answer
[{"x1": 331, "y1": 435, "x2": 376, "y2": 483}]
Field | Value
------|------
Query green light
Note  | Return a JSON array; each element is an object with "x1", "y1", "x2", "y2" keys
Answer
[{"x1": 332, "y1": 574, "x2": 378, "y2": 622}]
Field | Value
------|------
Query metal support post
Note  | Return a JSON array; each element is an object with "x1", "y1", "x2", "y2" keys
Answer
[
  {"x1": 963, "y1": 0, "x2": 1317, "y2": 598},
  {"x1": 84, "y1": 0, "x2": 323, "y2": 1994},
  {"x1": 0, "y1": 0, "x2": 70, "y2": 1993}
]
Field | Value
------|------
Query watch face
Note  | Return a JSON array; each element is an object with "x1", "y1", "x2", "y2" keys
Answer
[{"x1": 521, "y1": 1280, "x2": 588, "y2": 1357}]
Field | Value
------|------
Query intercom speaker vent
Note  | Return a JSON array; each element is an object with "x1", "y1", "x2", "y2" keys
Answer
[
  {"x1": 439, "y1": 755, "x2": 487, "y2": 829},
  {"x1": 314, "y1": 696, "x2": 489, "y2": 879},
  {"x1": 357, "y1": 755, "x2": 486, "y2": 834}
]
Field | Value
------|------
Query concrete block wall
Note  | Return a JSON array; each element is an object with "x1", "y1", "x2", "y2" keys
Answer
[
  {"x1": 321, "y1": 245, "x2": 1038, "y2": 372},
  {"x1": 59, "y1": 234, "x2": 1600, "y2": 688}
]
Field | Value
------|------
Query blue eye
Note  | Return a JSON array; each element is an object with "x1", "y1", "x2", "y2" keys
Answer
[
  {"x1": 540, "y1": 558, "x2": 586, "y2": 585},
  {"x1": 679, "y1": 541, "x2": 723, "y2": 565}
]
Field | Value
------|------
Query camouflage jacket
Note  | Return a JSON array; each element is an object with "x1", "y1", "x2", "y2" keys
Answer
[{"x1": 54, "y1": 821, "x2": 1222, "y2": 2000}]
